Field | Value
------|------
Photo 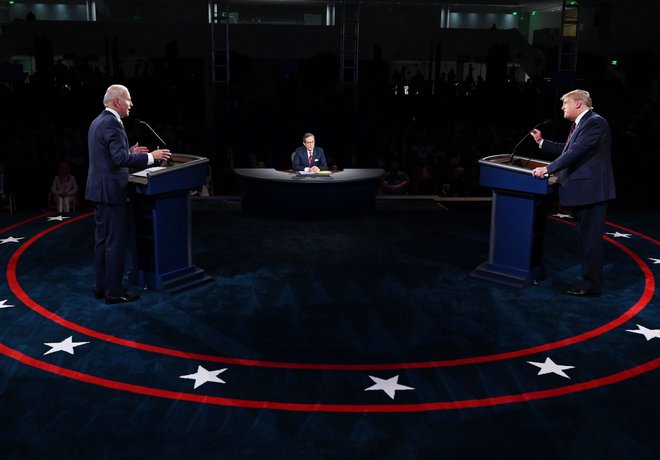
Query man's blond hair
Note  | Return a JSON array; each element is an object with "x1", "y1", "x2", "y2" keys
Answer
[{"x1": 561, "y1": 89, "x2": 592, "y2": 108}]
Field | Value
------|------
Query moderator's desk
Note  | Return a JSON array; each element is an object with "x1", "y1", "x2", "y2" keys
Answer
[{"x1": 233, "y1": 168, "x2": 385, "y2": 214}]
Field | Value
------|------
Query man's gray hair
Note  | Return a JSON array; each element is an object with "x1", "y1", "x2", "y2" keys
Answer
[{"x1": 103, "y1": 84, "x2": 129, "y2": 106}]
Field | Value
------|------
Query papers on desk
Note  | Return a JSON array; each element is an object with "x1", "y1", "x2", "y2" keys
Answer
[
  {"x1": 297, "y1": 170, "x2": 332, "y2": 175},
  {"x1": 132, "y1": 166, "x2": 166, "y2": 178}
]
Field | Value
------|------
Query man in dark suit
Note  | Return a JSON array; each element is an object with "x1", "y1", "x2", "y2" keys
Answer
[
  {"x1": 291, "y1": 132, "x2": 328, "y2": 172},
  {"x1": 86, "y1": 84, "x2": 171, "y2": 304},
  {"x1": 530, "y1": 89, "x2": 616, "y2": 297}
]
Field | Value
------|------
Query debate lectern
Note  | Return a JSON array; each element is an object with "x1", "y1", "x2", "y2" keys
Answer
[
  {"x1": 471, "y1": 154, "x2": 557, "y2": 287},
  {"x1": 128, "y1": 154, "x2": 212, "y2": 293}
]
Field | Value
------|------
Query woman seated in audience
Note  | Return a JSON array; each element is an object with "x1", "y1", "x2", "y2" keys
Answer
[{"x1": 50, "y1": 161, "x2": 78, "y2": 213}]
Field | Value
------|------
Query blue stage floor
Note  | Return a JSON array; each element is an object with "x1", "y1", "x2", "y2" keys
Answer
[{"x1": 1, "y1": 198, "x2": 659, "y2": 459}]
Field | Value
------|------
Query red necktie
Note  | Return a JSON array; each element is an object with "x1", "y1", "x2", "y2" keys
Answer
[
  {"x1": 562, "y1": 123, "x2": 576, "y2": 153},
  {"x1": 567, "y1": 122, "x2": 576, "y2": 140},
  {"x1": 308, "y1": 151, "x2": 313, "y2": 166}
]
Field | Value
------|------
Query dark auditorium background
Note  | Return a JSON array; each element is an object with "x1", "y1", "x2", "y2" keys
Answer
[
  {"x1": 0, "y1": 0, "x2": 659, "y2": 208},
  {"x1": 2, "y1": 2, "x2": 660, "y2": 459}
]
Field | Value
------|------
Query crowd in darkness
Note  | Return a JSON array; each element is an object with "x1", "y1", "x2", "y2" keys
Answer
[
  {"x1": 0, "y1": 56, "x2": 206, "y2": 212},
  {"x1": 1, "y1": 51, "x2": 660, "y2": 211}
]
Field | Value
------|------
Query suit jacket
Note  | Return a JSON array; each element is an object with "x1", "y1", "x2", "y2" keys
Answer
[
  {"x1": 85, "y1": 110, "x2": 149, "y2": 205},
  {"x1": 541, "y1": 110, "x2": 616, "y2": 207},
  {"x1": 291, "y1": 146, "x2": 328, "y2": 171}
]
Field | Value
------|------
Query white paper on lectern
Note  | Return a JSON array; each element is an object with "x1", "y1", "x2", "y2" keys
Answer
[{"x1": 132, "y1": 166, "x2": 166, "y2": 177}]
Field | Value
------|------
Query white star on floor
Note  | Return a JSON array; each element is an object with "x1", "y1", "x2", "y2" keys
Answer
[
  {"x1": 649, "y1": 258, "x2": 660, "y2": 265},
  {"x1": 552, "y1": 212, "x2": 573, "y2": 219},
  {"x1": 0, "y1": 236, "x2": 25, "y2": 245},
  {"x1": 527, "y1": 357, "x2": 575, "y2": 379},
  {"x1": 605, "y1": 231, "x2": 632, "y2": 238},
  {"x1": 43, "y1": 336, "x2": 90, "y2": 355},
  {"x1": 47, "y1": 215, "x2": 71, "y2": 221},
  {"x1": 0, "y1": 299, "x2": 15, "y2": 309},
  {"x1": 180, "y1": 365, "x2": 227, "y2": 389},
  {"x1": 364, "y1": 375, "x2": 415, "y2": 399},
  {"x1": 626, "y1": 324, "x2": 660, "y2": 341}
]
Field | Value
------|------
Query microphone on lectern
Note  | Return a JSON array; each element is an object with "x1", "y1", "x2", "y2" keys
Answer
[
  {"x1": 508, "y1": 119, "x2": 551, "y2": 164},
  {"x1": 134, "y1": 118, "x2": 169, "y2": 166},
  {"x1": 134, "y1": 118, "x2": 167, "y2": 147}
]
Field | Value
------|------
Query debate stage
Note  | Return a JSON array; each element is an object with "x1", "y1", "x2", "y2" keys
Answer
[{"x1": 1, "y1": 197, "x2": 659, "y2": 459}]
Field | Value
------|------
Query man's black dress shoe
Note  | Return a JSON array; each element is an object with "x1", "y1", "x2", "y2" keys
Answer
[
  {"x1": 105, "y1": 293, "x2": 140, "y2": 305},
  {"x1": 564, "y1": 286, "x2": 600, "y2": 297}
]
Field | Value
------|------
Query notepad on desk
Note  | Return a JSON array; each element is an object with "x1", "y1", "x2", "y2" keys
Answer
[{"x1": 297, "y1": 170, "x2": 332, "y2": 176}]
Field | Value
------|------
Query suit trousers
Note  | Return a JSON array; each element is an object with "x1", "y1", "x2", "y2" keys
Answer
[
  {"x1": 94, "y1": 202, "x2": 129, "y2": 297},
  {"x1": 571, "y1": 201, "x2": 608, "y2": 294}
]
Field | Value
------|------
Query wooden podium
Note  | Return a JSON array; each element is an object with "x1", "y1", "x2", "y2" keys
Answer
[
  {"x1": 471, "y1": 154, "x2": 556, "y2": 287},
  {"x1": 128, "y1": 154, "x2": 212, "y2": 293}
]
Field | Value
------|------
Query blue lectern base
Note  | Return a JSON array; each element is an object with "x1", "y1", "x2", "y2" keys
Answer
[
  {"x1": 129, "y1": 265, "x2": 213, "y2": 294},
  {"x1": 474, "y1": 154, "x2": 555, "y2": 289},
  {"x1": 129, "y1": 154, "x2": 211, "y2": 295},
  {"x1": 470, "y1": 261, "x2": 544, "y2": 288}
]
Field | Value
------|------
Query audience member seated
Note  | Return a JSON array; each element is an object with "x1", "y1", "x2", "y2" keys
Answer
[
  {"x1": 291, "y1": 132, "x2": 328, "y2": 172},
  {"x1": 381, "y1": 161, "x2": 410, "y2": 195},
  {"x1": 50, "y1": 161, "x2": 78, "y2": 213},
  {"x1": 192, "y1": 165, "x2": 214, "y2": 197},
  {"x1": 448, "y1": 166, "x2": 467, "y2": 196}
]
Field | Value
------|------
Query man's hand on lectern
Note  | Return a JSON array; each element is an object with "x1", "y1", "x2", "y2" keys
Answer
[
  {"x1": 531, "y1": 166, "x2": 548, "y2": 178},
  {"x1": 152, "y1": 149, "x2": 171, "y2": 161}
]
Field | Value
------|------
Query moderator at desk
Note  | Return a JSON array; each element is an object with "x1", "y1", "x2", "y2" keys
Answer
[{"x1": 233, "y1": 168, "x2": 385, "y2": 214}]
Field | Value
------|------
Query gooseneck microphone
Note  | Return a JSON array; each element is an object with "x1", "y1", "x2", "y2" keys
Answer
[
  {"x1": 508, "y1": 119, "x2": 551, "y2": 164},
  {"x1": 134, "y1": 118, "x2": 167, "y2": 148},
  {"x1": 134, "y1": 118, "x2": 169, "y2": 166}
]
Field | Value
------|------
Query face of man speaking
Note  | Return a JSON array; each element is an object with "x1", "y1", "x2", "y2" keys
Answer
[
  {"x1": 561, "y1": 96, "x2": 583, "y2": 122},
  {"x1": 111, "y1": 90, "x2": 134, "y2": 118}
]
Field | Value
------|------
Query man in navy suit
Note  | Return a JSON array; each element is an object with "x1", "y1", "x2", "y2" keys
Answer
[
  {"x1": 531, "y1": 89, "x2": 616, "y2": 296},
  {"x1": 86, "y1": 84, "x2": 171, "y2": 304},
  {"x1": 292, "y1": 133, "x2": 328, "y2": 172}
]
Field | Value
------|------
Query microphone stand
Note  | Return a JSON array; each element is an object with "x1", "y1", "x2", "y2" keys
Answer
[
  {"x1": 135, "y1": 119, "x2": 169, "y2": 166},
  {"x1": 508, "y1": 119, "x2": 551, "y2": 164},
  {"x1": 508, "y1": 134, "x2": 529, "y2": 165}
]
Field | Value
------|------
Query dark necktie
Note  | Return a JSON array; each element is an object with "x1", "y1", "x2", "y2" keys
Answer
[
  {"x1": 308, "y1": 151, "x2": 313, "y2": 166},
  {"x1": 562, "y1": 122, "x2": 576, "y2": 153},
  {"x1": 567, "y1": 122, "x2": 576, "y2": 140}
]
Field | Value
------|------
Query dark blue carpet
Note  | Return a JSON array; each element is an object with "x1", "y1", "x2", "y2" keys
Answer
[{"x1": 1, "y1": 198, "x2": 659, "y2": 459}]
